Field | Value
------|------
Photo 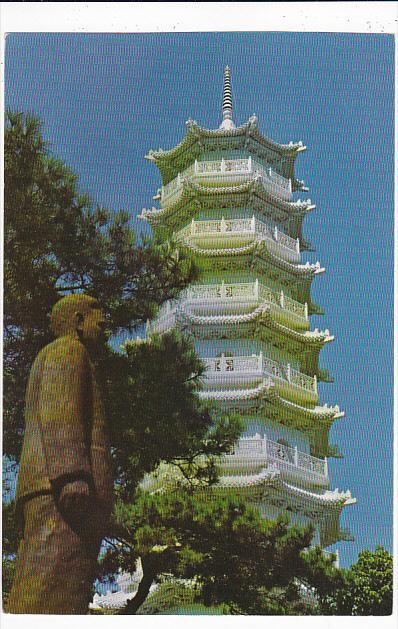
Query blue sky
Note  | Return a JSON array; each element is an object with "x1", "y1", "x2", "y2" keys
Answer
[{"x1": 5, "y1": 32, "x2": 394, "y2": 568}]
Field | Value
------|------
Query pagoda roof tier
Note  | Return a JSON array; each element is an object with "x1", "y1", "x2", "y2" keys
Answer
[
  {"x1": 139, "y1": 178, "x2": 314, "y2": 229},
  {"x1": 183, "y1": 238, "x2": 324, "y2": 280},
  {"x1": 141, "y1": 467, "x2": 353, "y2": 546},
  {"x1": 145, "y1": 116, "x2": 306, "y2": 188},
  {"x1": 176, "y1": 252, "x2": 323, "y2": 311},
  {"x1": 148, "y1": 280, "x2": 311, "y2": 333},
  {"x1": 148, "y1": 278, "x2": 328, "y2": 333},
  {"x1": 268, "y1": 388, "x2": 344, "y2": 421},
  {"x1": 197, "y1": 388, "x2": 345, "y2": 451},
  {"x1": 180, "y1": 308, "x2": 333, "y2": 348},
  {"x1": 199, "y1": 354, "x2": 319, "y2": 406},
  {"x1": 206, "y1": 467, "x2": 355, "y2": 546},
  {"x1": 187, "y1": 249, "x2": 324, "y2": 311},
  {"x1": 257, "y1": 312, "x2": 334, "y2": 346},
  {"x1": 185, "y1": 238, "x2": 260, "y2": 257},
  {"x1": 187, "y1": 319, "x2": 332, "y2": 383},
  {"x1": 182, "y1": 308, "x2": 331, "y2": 337},
  {"x1": 141, "y1": 462, "x2": 354, "y2": 509},
  {"x1": 198, "y1": 379, "x2": 343, "y2": 425},
  {"x1": 184, "y1": 303, "x2": 308, "y2": 331},
  {"x1": 186, "y1": 314, "x2": 332, "y2": 346},
  {"x1": 254, "y1": 243, "x2": 324, "y2": 277},
  {"x1": 176, "y1": 216, "x2": 302, "y2": 265},
  {"x1": 148, "y1": 306, "x2": 332, "y2": 382},
  {"x1": 218, "y1": 433, "x2": 329, "y2": 488},
  {"x1": 215, "y1": 466, "x2": 354, "y2": 508},
  {"x1": 141, "y1": 463, "x2": 355, "y2": 537}
]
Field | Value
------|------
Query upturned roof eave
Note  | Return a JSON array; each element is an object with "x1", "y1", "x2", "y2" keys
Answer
[
  {"x1": 177, "y1": 240, "x2": 321, "y2": 276},
  {"x1": 198, "y1": 382, "x2": 343, "y2": 422},
  {"x1": 184, "y1": 178, "x2": 315, "y2": 212},
  {"x1": 139, "y1": 178, "x2": 315, "y2": 225},
  {"x1": 183, "y1": 308, "x2": 332, "y2": 348},
  {"x1": 214, "y1": 469, "x2": 354, "y2": 507},
  {"x1": 145, "y1": 116, "x2": 306, "y2": 164}
]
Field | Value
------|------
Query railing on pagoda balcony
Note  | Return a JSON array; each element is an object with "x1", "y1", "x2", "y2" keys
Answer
[
  {"x1": 147, "y1": 280, "x2": 309, "y2": 335},
  {"x1": 159, "y1": 157, "x2": 292, "y2": 207},
  {"x1": 202, "y1": 352, "x2": 318, "y2": 403},
  {"x1": 185, "y1": 280, "x2": 308, "y2": 326},
  {"x1": 176, "y1": 216, "x2": 300, "y2": 263},
  {"x1": 219, "y1": 433, "x2": 328, "y2": 487}
]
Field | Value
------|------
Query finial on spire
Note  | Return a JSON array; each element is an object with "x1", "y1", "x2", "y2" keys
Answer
[{"x1": 220, "y1": 65, "x2": 235, "y2": 130}]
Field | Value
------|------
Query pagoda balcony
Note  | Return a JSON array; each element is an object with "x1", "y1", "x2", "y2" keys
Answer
[
  {"x1": 147, "y1": 280, "x2": 309, "y2": 335},
  {"x1": 219, "y1": 433, "x2": 328, "y2": 487},
  {"x1": 202, "y1": 353, "x2": 318, "y2": 404},
  {"x1": 159, "y1": 157, "x2": 292, "y2": 207},
  {"x1": 185, "y1": 280, "x2": 308, "y2": 327},
  {"x1": 176, "y1": 216, "x2": 300, "y2": 263}
]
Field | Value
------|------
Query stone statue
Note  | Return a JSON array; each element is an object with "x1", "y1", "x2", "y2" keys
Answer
[{"x1": 7, "y1": 294, "x2": 114, "y2": 614}]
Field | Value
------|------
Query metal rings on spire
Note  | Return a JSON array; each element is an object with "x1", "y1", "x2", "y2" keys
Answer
[{"x1": 220, "y1": 65, "x2": 235, "y2": 130}]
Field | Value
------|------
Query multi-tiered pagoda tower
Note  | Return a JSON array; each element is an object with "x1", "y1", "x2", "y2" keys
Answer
[{"x1": 140, "y1": 67, "x2": 355, "y2": 552}]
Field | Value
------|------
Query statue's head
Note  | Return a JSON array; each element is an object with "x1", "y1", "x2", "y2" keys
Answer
[{"x1": 51, "y1": 294, "x2": 106, "y2": 342}]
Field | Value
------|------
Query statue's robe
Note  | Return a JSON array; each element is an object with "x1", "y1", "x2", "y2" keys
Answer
[{"x1": 7, "y1": 335, "x2": 114, "y2": 614}]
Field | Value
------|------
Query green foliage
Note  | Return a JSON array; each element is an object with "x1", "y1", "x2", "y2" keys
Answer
[
  {"x1": 137, "y1": 579, "x2": 198, "y2": 615},
  {"x1": 99, "y1": 491, "x2": 343, "y2": 615},
  {"x1": 4, "y1": 111, "x2": 196, "y2": 462},
  {"x1": 320, "y1": 546, "x2": 393, "y2": 616},
  {"x1": 136, "y1": 579, "x2": 227, "y2": 615},
  {"x1": 95, "y1": 331, "x2": 242, "y2": 500}
]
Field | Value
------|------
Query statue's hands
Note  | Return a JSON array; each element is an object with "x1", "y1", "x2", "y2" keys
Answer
[{"x1": 58, "y1": 480, "x2": 92, "y2": 529}]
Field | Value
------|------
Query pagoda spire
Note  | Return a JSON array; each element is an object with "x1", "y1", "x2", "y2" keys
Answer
[{"x1": 220, "y1": 65, "x2": 235, "y2": 130}]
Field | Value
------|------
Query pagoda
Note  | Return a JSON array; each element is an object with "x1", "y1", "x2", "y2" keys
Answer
[{"x1": 139, "y1": 67, "x2": 355, "y2": 552}]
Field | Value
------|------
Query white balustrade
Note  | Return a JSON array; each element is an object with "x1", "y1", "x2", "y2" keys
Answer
[
  {"x1": 185, "y1": 281, "x2": 307, "y2": 320},
  {"x1": 267, "y1": 438, "x2": 298, "y2": 466},
  {"x1": 296, "y1": 450, "x2": 326, "y2": 476},
  {"x1": 284, "y1": 294, "x2": 307, "y2": 318},
  {"x1": 256, "y1": 219, "x2": 277, "y2": 241},
  {"x1": 252, "y1": 163, "x2": 292, "y2": 199},
  {"x1": 160, "y1": 173, "x2": 181, "y2": 204},
  {"x1": 195, "y1": 157, "x2": 251, "y2": 175},
  {"x1": 258, "y1": 283, "x2": 280, "y2": 307},
  {"x1": 148, "y1": 280, "x2": 308, "y2": 336},
  {"x1": 290, "y1": 368, "x2": 318, "y2": 394},
  {"x1": 175, "y1": 216, "x2": 300, "y2": 261},
  {"x1": 231, "y1": 435, "x2": 265, "y2": 456},
  {"x1": 262, "y1": 355, "x2": 288, "y2": 380},
  {"x1": 273, "y1": 225, "x2": 300, "y2": 254},
  {"x1": 203, "y1": 352, "x2": 317, "y2": 395},
  {"x1": 225, "y1": 433, "x2": 328, "y2": 480},
  {"x1": 160, "y1": 158, "x2": 292, "y2": 205},
  {"x1": 187, "y1": 281, "x2": 258, "y2": 302}
]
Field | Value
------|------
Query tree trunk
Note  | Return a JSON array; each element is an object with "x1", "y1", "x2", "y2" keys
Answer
[{"x1": 118, "y1": 557, "x2": 157, "y2": 615}]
